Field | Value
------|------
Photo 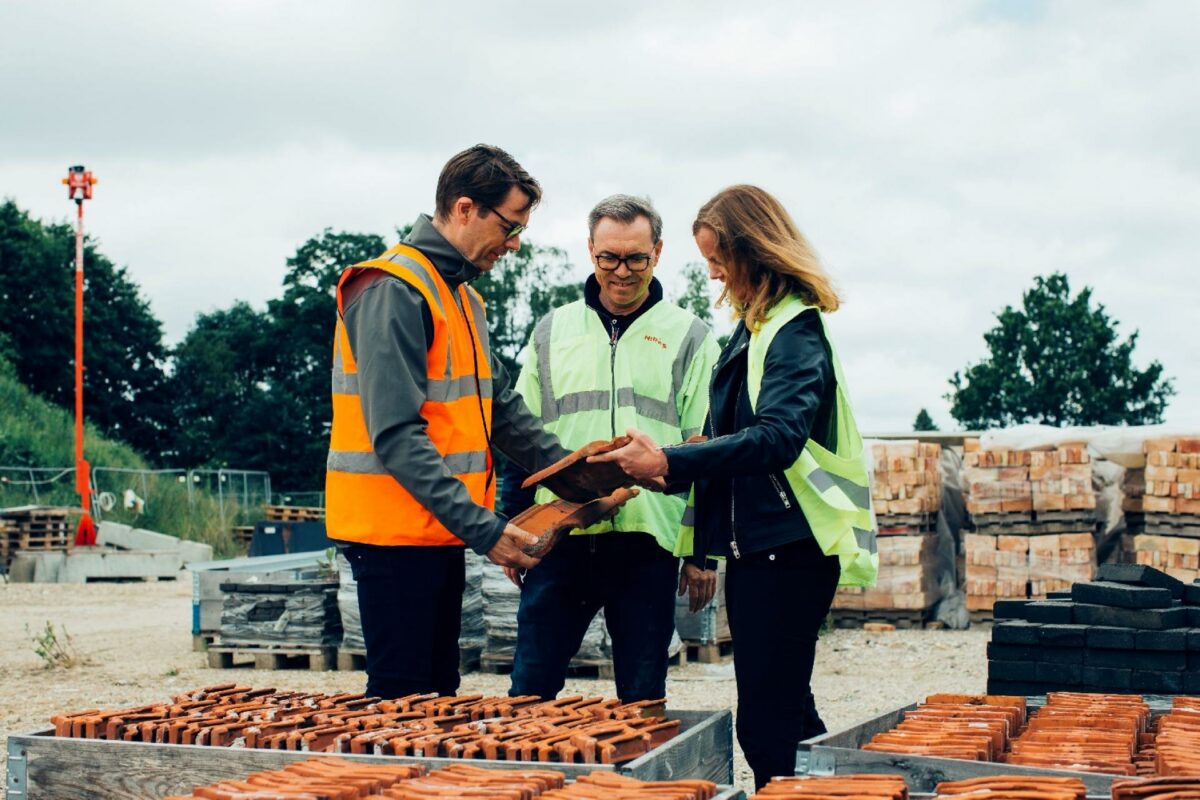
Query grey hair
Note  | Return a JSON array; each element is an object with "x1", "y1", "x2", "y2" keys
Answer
[{"x1": 587, "y1": 194, "x2": 663, "y2": 243}]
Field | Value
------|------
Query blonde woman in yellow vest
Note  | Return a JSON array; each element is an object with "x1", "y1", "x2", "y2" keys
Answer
[{"x1": 592, "y1": 185, "x2": 878, "y2": 790}]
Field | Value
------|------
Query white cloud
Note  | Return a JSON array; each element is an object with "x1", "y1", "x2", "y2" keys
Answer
[{"x1": 2, "y1": 0, "x2": 1196, "y2": 431}]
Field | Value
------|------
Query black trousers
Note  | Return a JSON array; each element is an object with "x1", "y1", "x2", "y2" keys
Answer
[
  {"x1": 343, "y1": 544, "x2": 465, "y2": 699},
  {"x1": 509, "y1": 532, "x2": 679, "y2": 702},
  {"x1": 726, "y1": 536, "x2": 841, "y2": 790}
]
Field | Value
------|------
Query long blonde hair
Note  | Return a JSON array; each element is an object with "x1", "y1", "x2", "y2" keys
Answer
[{"x1": 693, "y1": 185, "x2": 840, "y2": 331}]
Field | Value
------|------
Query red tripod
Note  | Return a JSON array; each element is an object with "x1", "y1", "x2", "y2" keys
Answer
[{"x1": 62, "y1": 165, "x2": 98, "y2": 546}]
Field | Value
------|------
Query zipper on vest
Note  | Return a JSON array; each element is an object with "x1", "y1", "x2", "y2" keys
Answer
[
  {"x1": 709, "y1": 363, "x2": 741, "y2": 559},
  {"x1": 609, "y1": 318, "x2": 619, "y2": 437},
  {"x1": 769, "y1": 473, "x2": 792, "y2": 509}
]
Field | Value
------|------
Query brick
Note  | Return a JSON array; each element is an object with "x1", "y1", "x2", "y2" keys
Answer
[
  {"x1": 1136, "y1": 628, "x2": 1189, "y2": 651},
  {"x1": 1189, "y1": 629, "x2": 1200, "y2": 652},
  {"x1": 1071, "y1": 581, "x2": 1172, "y2": 609},
  {"x1": 1084, "y1": 648, "x2": 1184, "y2": 671},
  {"x1": 987, "y1": 642, "x2": 1040, "y2": 662},
  {"x1": 1022, "y1": 601, "x2": 1074, "y2": 624},
  {"x1": 1188, "y1": 607, "x2": 1200, "y2": 626},
  {"x1": 1132, "y1": 670, "x2": 1185, "y2": 694},
  {"x1": 990, "y1": 660, "x2": 1037, "y2": 681},
  {"x1": 1185, "y1": 583, "x2": 1200, "y2": 605},
  {"x1": 1039, "y1": 646, "x2": 1084, "y2": 665},
  {"x1": 1036, "y1": 661, "x2": 1082, "y2": 685},
  {"x1": 1039, "y1": 624, "x2": 1087, "y2": 647},
  {"x1": 1186, "y1": 672, "x2": 1200, "y2": 694},
  {"x1": 1072, "y1": 603, "x2": 1188, "y2": 630},
  {"x1": 992, "y1": 599, "x2": 1034, "y2": 620},
  {"x1": 1081, "y1": 666, "x2": 1133, "y2": 691},
  {"x1": 1095, "y1": 563, "x2": 1186, "y2": 599},
  {"x1": 993, "y1": 620, "x2": 1043, "y2": 645}
]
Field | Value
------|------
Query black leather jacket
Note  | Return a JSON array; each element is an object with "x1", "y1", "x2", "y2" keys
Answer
[{"x1": 664, "y1": 308, "x2": 835, "y2": 565}]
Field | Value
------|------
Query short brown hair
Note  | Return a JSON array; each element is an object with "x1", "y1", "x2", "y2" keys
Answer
[
  {"x1": 693, "y1": 185, "x2": 840, "y2": 331},
  {"x1": 435, "y1": 144, "x2": 542, "y2": 221}
]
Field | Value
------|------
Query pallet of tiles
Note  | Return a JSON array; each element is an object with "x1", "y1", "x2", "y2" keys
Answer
[
  {"x1": 871, "y1": 441, "x2": 942, "y2": 515},
  {"x1": 834, "y1": 533, "x2": 940, "y2": 613}
]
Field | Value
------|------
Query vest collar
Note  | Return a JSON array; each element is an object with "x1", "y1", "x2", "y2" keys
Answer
[
  {"x1": 403, "y1": 214, "x2": 482, "y2": 288},
  {"x1": 584, "y1": 274, "x2": 663, "y2": 337}
]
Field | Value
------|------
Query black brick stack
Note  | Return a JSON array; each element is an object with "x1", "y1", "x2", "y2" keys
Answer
[{"x1": 986, "y1": 563, "x2": 1200, "y2": 695}]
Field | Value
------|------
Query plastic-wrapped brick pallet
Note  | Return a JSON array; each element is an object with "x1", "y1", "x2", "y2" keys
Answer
[
  {"x1": 218, "y1": 578, "x2": 342, "y2": 646},
  {"x1": 338, "y1": 551, "x2": 487, "y2": 662},
  {"x1": 481, "y1": 559, "x2": 611, "y2": 662}
]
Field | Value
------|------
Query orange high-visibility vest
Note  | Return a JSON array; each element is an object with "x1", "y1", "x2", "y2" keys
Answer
[{"x1": 325, "y1": 243, "x2": 494, "y2": 546}]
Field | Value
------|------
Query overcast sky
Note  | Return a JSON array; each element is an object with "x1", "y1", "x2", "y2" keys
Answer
[{"x1": 2, "y1": 1, "x2": 1196, "y2": 432}]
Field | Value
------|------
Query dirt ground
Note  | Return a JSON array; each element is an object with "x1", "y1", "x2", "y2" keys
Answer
[{"x1": 0, "y1": 576, "x2": 990, "y2": 792}]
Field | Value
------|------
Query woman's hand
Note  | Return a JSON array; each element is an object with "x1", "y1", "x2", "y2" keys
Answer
[
  {"x1": 588, "y1": 428, "x2": 668, "y2": 481},
  {"x1": 678, "y1": 563, "x2": 718, "y2": 613}
]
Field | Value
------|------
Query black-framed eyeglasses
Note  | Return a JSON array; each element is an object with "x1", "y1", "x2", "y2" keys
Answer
[
  {"x1": 483, "y1": 206, "x2": 527, "y2": 240},
  {"x1": 594, "y1": 252, "x2": 653, "y2": 272}
]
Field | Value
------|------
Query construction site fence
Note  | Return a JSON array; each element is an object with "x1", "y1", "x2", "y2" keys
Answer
[{"x1": 0, "y1": 465, "x2": 272, "y2": 558}]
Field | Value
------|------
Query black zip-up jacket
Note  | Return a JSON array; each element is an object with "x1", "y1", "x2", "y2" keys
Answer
[{"x1": 664, "y1": 308, "x2": 835, "y2": 565}]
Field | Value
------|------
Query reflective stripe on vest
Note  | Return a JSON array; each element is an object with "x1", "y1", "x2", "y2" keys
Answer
[
  {"x1": 675, "y1": 296, "x2": 879, "y2": 585},
  {"x1": 521, "y1": 300, "x2": 718, "y2": 554},
  {"x1": 325, "y1": 243, "x2": 495, "y2": 547}
]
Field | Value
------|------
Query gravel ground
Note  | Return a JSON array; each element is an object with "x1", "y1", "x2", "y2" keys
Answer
[{"x1": 0, "y1": 576, "x2": 989, "y2": 792}]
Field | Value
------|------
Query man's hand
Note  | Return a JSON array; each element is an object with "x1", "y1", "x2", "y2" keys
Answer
[
  {"x1": 487, "y1": 523, "x2": 543, "y2": 570},
  {"x1": 587, "y1": 428, "x2": 669, "y2": 482},
  {"x1": 503, "y1": 566, "x2": 525, "y2": 589},
  {"x1": 678, "y1": 563, "x2": 718, "y2": 613}
]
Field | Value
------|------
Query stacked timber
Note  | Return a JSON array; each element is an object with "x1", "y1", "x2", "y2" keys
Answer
[
  {"x1": 1120, "y1": 436, "x2": 1200, "y2": 583},
  {"x1": 834, "y1": 441, "x2": 941, "y2": 627},
  {"x1": 962, "y1": 440, "x2": 1097, "y2": 616},
  {"x1": 986, "y1": 564, "x2": 1200, "y2": 696}
]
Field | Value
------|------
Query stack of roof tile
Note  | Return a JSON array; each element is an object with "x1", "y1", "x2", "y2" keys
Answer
[
  {"x1": 934, "y1": 776, "x2": 1087, "y2": 800},
  {"x1": 1112, "y1": 776, "x2": 1200, "y2": 800},
  {"x1": 49, "y1": 686, "x2": 677, "y2": 765},
  {"x1": 752, "y1": 774, "x2": 909, "y2": 798},
  {"x1": 1146, "y1": 696, "x2": 1200, "y2": 777},
  {"x1": 860, "y1": 694, "x2": 1027, "y2": 761},
  {"x1": 1005, "y1": 692, "x2": 1148, "y2": 775}
]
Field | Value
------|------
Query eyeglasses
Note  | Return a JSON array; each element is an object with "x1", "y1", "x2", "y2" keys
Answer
[
  {"x1": 483, "y1": 206, "x2": 527, "y2": 240},
  {"x1": 594, "y1": 252, "x2": 653, "y2": 272}
]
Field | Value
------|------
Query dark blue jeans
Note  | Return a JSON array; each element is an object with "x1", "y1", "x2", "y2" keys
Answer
[
  {"x1": 509, "y1": 531, "x2": 679, "y2": 702},
  {"x1": 344, "y1": 544, "x2": 465, "y2": 699}
]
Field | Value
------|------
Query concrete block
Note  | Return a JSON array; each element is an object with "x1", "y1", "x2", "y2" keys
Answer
[
  {"x1": 990, "y1": 660, "x2": 1037, "y2": 681},
  {"x1": 1189, "y1": 629, "x2": 1200, "y2": 652},
  {"x1": 1185, "y1": 671, "x2": 1200, "y2": 694},
  {"x1": 1188, "y1": 606, "x2": 1200, "y2": 626},
  {"x1": 1132, "y1": 670, "x2": 1185, "y2": 694},
  {"x1": 7, "y1": 551, "x2": 67, "y2": 582},
  {"x1": 1039, "y1": 624, "x2": 1088, "y2": 647},
  {"x1": 1039, "y1": 646, "x2": 1084, "y2": 665},
  {"x1": 1136, "y1": 628, "x2": 1189, "y2": 651},
  {"x1": 1023, "y1": 601, "x2": 1074, "y2": 623},
  {"x1": 1086, "y1": 647, "x2": 1185, "y2": 671},
  {"x1": 1086, "y1": 625, "x2": 1136, "y2": 650},
  {"x1": 992, "y1": 599, "x2": 1033, "y2": 620},
  {"x1": 1072, "y1": 603, "x2": 1187, "y2": 630},
  {"x1": 1036, "y1": 661, "x2": 1082, "y2": 685},
  {"x1": 97, "y1": 521, "x2": 212, "y2": 564},
  {"x1": 1082, "y1": 665, "x2": 1132, "y2": 690},
  {"x1": 1096, "y1": 563, "x2": 1185, "y2": 599},
  {"x1": 993, "y1": 620, "x2": 1042, "y2": 645},
  {"x1": 987, "y1": 679, "x2": 1046, "y2": 696},
  {"x1": 1185, "y1": 583, "x2": 1200, "y2": 605},
  {"x1": 1071, "y1": 581, "x2": 1172, "y2": 609},
  {"x1": 987, "y1": 642, "x2": 1040, "y2": 662}
]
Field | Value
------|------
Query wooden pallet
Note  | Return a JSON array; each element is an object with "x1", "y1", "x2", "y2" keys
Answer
[
  {"x1": 1125, "y1": 512, "x2": 1200, "y2": 537},
  {"x1": 263, "y1": 505, "x2": 325, "y2": 522},
  {"x1": 230, "y1": 525, "x2": 255, "y2": 545},
  {"x1": 335, "y1": 647, "x2": 481, "y2": 674},
  {"x1": 969, "y1": 610, "x2": 994, "y2": 625},
  {"x1": 478, "y1": 653, "x2": 615, "y2": 680},
  {"x1": 192, "y1": 632, "x2": 218, "y2": 652},
  {"x1": 206, "y1": 643, "x2": 337, "y2": 671},
  {"x1": 877, "y1": 512, "x2": 937, "y2": 535},
  {"x1": 969, "y1": 510, "x2": 1096, "y2": 535},
  {"x1": 681, "y1": 638, "x2": 734, "y2": 663},
  {"x1": 830, "y1": 608, "x2": 932, "y2": 630}
]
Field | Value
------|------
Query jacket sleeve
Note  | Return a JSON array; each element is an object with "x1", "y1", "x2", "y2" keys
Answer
[
  {"x1": 343, "y1": 278, "x2": 506, "y2": 555},
  {"x1": 489, "y1": 333, "x2": 571, "y2": 476},
  {"x1": 664, "y1": 310, "x2": 831, "y2": 484}
]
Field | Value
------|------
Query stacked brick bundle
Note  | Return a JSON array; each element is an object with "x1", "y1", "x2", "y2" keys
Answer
[
  {"x1": 962, "y1": 440, "x2": 1097, "y2": 614},
  {"x1": 963, "y1": 440, "x2": 1095, "y2": 514},
  {"x1": 871, "y1": 441, "x2": 942, "y2": 514},
  {"x1": 162, "y1": 758, "x2": 720, "y2": 799},
  {"x1": 1121, "y1": 437, "x2": 1200, "y2": 584},
  {"x1": 986, "y1": 565, "x2": 1200, "y2": 696},
  {"x1": 934, "y1": 776, "x2": 1086, "y2": 799},
  {"x1": 49, "y1": 685, "x2": 678, "y2": 764},
  {"x1": 754, "y1": 774, "x2": 909, "y2": 798},
  {"x1": 833, "y1": 441, "x2": 941, "y2": 621}
]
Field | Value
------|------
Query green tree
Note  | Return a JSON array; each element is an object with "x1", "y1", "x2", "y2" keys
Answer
[
  {"x1": 475, "y1": 241, "x2": 582, "y2": 376},
  {"x1": 0, "y1": 200, "x2": 170, "y2": 458},
  {"x1": 670, "y1": 261, "x2": 713, "y2": 325},
  {"x1": 947, "y1": 273, "x2": 1173, "y2": 428},
  {"x1": 913, "y1": 408, "x2": 939, "y2": 431}
]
